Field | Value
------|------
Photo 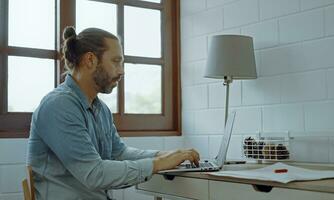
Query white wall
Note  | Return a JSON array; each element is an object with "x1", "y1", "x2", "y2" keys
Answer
[
  {"x1": 0, "y1": 139, "x2": 28, "y2": 200},
  {"x1": 2, "y1": 0, "x2": 334, "y2": 199},
  {"x1": 181, "y1": 0, "x2": 334, "y2": 167}
]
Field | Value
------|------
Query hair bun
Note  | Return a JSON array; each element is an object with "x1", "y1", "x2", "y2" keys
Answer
[{"x1": 63, "y1": 26, "x2": 77, "y2": 40}]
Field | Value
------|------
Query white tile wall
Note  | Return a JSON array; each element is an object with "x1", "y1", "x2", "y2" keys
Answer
[
  {"x1": 304, "y1": 101, "x2": 334, "y2": 132},
  {"x1": 0, "y1": 164, "x2": 26, "y2": 193},
  {"x1": 181, "y1": 16, "x2": 193, "y2": 39},
  {"x1": 123, "y1": 137, "x2": 164, "y2": 151},
  {"x1": 241, "y1": 20, "x2": 279, "y2": 49},
  {"x1": 182, "y1": 84, "x2": 208, "y2": 110},
  {"x1": 233, "y1": 108, "x2": 262, "y2": 134},
  {"x1": 180, "y1": 0, "x2": 206, "y2": 17},
  {"x1": 181, "y1": 36, "x2": 207, "y2": 62},
  {"x1": 164, "y1": 137, "x2": 185, "y2": 151},
  {"x1": 0, "y1": 139, "x2": 27, "y2": 199},
  {"x1": 301, "y1": 37, "x2": 334, "y2": 70},
  {"x1": 263, "y1": 104, "x2": 304, "y2": 132},
  {"x1": 259, "y1": 0, "x2": 299, "y2": 20},
  {"x1": 280, "y1": 70, "x2": 327, "y2": 103},
  {"x1": 223, "y1": 0, "x2": 259, "y2": 29},
  {"x1": 289, "y1": 137, "x2": 330, "y2": 163},
  {"x1": 301, "y1": 0, "x2": 334, "y2": 10},
  {"x1": 194, "y1": 109, "x2": 225, "y2": 134},
  {"x1": 0, "y1": 193, "x2": 22, "y2": 200},
  {"x1": 260, "y1": 37, "x2": 334, "y2": 76},
  {"x1": 325, "y1": 5, "x2": 334, "y2": 36},
  {"x1": 193, "y1": 8, "x2": 223, "y2": 36},
  {"x1": 327, "y1": 68, "x2": 334, "y2": 99},
  {"x1": 260, "y1": 43, "x2": 304, "y2": 76},
  {"x1": 208, "y1": 81, "x2": 242, "y2": 108},
  {"x1": 0, "y1": 139, "x2": 27, "y2": 164},
  {"x1": 206, "y1": 0, "x2": 238, "y2": 9},
  {"x1": 181, "y1": 62, "x2": 193, "y2": 87},
  {"x1": 182, "y1": 110, "x2": 195, "y2": 135},
  {"x1": 242, "y1": 76, "x2": 280, "y2": 105},
  {"x1": 279, "y1": 9, "x2": 324, "y2": 44},
  {"x1": 330, "y1": 138, "x2": 334, "y2": 163}
]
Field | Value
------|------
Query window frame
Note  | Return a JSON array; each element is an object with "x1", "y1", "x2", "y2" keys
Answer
[{"x1": 0, "y1": 0, "x2": 181, "y2": 138}]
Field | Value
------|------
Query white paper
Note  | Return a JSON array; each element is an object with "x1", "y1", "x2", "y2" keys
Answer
[{"x1": 209, "y1": 162, "x2": 334, "y2": 184}]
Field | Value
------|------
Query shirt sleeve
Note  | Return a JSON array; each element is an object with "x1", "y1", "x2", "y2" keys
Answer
[
  {"x1": 116, "y1": 146, "x2": 159, "y2": 161},
  {"x1": 106, "y1": 107, "x2": 159, "y2": 161},
  {"x1": 109, "y1": 122, "x2": 159, "y2": 161},
  {"x1": 35, "y1": 95, "x2": 154, "y2": 190}
]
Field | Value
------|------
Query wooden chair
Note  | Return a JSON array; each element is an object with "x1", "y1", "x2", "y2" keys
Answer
[{"x1": 22, "y1": 166, "x2": 35, "y2": 200}]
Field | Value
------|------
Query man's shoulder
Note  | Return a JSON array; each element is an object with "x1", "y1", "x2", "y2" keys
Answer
[
  {"x1": 46, "y1": 89, "x2": 78, "y2": 104},
  {"x1": 38, "y1": 87, "x2": 83, "y2": 113},
  {"x1": 31, "y1": 87, "x2": 87, "y2": 129}
]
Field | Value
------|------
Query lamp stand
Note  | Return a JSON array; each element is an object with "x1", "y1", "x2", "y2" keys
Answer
[{"x1": 223, "y1": 76, "x2": 233, "y2": 126}]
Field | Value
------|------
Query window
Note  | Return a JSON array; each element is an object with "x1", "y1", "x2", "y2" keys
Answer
[{"x1": 0, "y1": 0, "x2": 180, "y2": 138}]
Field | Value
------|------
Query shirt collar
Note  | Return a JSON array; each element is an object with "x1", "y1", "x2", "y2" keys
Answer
[{"x1": 64, "y1": 74, "x2": 92, "y2": 110}]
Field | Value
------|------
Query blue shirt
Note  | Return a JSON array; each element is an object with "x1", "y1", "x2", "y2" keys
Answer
[{"x1": 27, "y1": 75, "x2": 158, "y2": 200}]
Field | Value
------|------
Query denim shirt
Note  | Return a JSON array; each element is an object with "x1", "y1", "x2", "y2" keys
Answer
[{"x1": 27, "y1": 75, "x2": 158, "y2": 200}]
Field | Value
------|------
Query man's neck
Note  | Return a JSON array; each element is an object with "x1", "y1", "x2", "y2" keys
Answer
[{"x1": 71, "y1": 72, "x2": 97, "y2": 106}]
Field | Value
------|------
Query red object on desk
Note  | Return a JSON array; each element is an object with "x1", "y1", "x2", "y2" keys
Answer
[{"x1": 274, "y1": 169, "x2": 288, "y2": 173}]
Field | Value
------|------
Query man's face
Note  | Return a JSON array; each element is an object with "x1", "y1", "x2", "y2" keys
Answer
[{"x1": 93, "y1": 38, "x2": 124, "y2": 94}]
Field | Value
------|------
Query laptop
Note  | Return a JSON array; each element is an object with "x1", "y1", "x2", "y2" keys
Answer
[{"x1": 161, "y1": 111, "x2": 236, "y2": 173}]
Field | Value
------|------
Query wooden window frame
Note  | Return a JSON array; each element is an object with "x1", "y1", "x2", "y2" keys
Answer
[{"x1": 0, "y1": 0, "x2": 181, "y2": 138}]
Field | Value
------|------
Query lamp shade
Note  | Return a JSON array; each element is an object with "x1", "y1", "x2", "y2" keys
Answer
[{"x1": 205, "y1": 35, "x2": 257, "y2": 80}]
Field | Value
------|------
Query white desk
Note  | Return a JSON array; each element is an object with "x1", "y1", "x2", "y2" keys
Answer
[{"x1": 136, "y1": 163, "x2": 334, "y2": 200}]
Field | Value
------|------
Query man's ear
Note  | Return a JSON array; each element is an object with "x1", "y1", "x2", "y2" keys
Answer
[{"x1": 83, "y1": 52, "x2": 98, "y2": 70}]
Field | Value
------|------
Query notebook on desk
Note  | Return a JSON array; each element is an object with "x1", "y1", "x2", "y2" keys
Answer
[{"x1": 160, "y1": 111, "x2": 236, "y2": 173}]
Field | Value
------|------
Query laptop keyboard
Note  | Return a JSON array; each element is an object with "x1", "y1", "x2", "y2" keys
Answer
[{"x1": 185, "y1": 161, "x2": 214, "y2": 169}]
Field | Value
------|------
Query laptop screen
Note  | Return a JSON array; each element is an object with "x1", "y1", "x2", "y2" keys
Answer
[{"x1": 215, "y1": 111, "x2": 236, "y2": 167}]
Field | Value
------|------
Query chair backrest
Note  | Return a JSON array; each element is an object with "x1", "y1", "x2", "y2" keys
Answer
[
  {"x1": 22, "y1": 166, "x2": 35, "y2": 200},
  {"x1": 22, "y1": 179, "x2": 31, "y2": 200}
]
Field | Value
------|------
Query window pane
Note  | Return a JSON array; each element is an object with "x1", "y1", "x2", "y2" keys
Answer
[
  {"x1": 76, "y1": 0, "x2": 117, "y2": 35},
  {"x1": 124, "y1": 6, "x2": 161, "y2": 58},
  {"x1": 98, "y1": 90, "x2": 118, "y2": 113},
  {"x1": 8, "y1": 56, "x2": 54, "y2": 112},
  {"x1": 124, "y1": 64, "x2": 161, "y2": 114},
  {"x1": 8, "y1": 0, "x2": 55, "y2": 50}
]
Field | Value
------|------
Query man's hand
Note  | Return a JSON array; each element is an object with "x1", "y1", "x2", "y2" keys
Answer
[{"x1": 152, "y1": 149, "x2": 200, "y2": 173}]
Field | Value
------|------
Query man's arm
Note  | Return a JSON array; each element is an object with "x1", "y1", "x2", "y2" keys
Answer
[
  {"x1": 155, "y1": 151, "x2": 170, "y2": 157},
  {"x1": 109, "y1": 123, "x2": 159, "y2": 160},
  {"x1": 106, "y1": 103, "x2": 200, "y2": 174},
  {"x1": 109, "y1": 127, "x2": 192, "y2": 162}
]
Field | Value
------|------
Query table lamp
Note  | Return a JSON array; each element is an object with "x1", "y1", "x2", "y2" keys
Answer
[{"x1": 205, "y1": 35, "x2": 257, "y2": 126}]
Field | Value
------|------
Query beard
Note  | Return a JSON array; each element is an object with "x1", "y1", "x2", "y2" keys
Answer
[{"x1": 93, "y1": 64, "x2": 117, "y2": 94}]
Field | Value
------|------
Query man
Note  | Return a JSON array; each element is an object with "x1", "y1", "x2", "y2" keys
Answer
[{"x1": 27, "y1": 27, "x2": 200, "y2": 200}]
